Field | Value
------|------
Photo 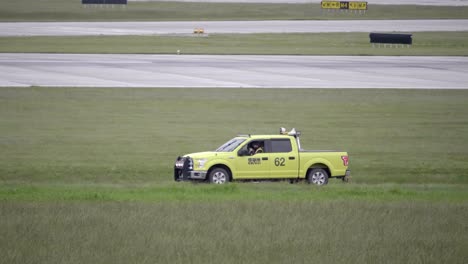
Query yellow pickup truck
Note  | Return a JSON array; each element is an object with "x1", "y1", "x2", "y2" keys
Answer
[{"x1": 174, "y1": 128, "x2": 350, "y2": 185}]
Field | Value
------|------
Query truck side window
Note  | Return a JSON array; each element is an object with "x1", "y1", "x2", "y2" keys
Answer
[
  {"x1": 248, "y1": 140, "x2": 265, "y2": 155},
  {"x1": 270, "y1": 139, "x2": 292, "y2": 153}
]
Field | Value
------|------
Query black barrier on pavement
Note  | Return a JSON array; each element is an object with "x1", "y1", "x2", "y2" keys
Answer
[
  {"x1": 82, "y1": 0, "x2": 127, "y2": 4},
  {"x1": 369, "y1": 33, "x2": 412, "y2": 45}
]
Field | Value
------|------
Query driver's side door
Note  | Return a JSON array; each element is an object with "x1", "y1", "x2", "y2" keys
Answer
[{"x1": 234, "y1": 139, "x2": 270, "y2": 179}]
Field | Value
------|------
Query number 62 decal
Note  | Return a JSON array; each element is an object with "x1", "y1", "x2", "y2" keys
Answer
[{"x1": 274, "y1": 157, "x2": 285, "y2": 166}]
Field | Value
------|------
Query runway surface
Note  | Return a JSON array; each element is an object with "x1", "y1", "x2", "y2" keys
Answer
[
  {"x1": 1, "y1": 53, "x2": 466, "y2": 88},
  {"x1": 1, "y1": 20, "x2": 467, "y2": 36},
  {"x1": 131, "y1": 0, "x2": 468, "y2": 6}
]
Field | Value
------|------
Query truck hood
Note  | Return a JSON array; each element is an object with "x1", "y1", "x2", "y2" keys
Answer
[{"x1": 184, "y1": 151, "x2": 219, "y2": 159}]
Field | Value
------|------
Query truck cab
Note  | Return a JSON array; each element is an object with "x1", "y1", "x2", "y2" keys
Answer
[{"x1": 174, "y1": 128, "x2": 350, "y2": 185}]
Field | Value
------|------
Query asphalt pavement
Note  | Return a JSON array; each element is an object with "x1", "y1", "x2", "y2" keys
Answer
[
  {"x1": 131, "y1": 0, "x2": 468, "y2": 5},
  {"x1": 1, "y1": 53, "x2": 466, "y2": 88},
  {"x1": 1, "y1": 20, "x2": 467, "y2": 36}
]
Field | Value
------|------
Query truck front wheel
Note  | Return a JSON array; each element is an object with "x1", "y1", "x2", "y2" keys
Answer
[
  {"x1": 307, "y1": 168, "x2": 329, "y2": 186},
  {"x1": 208, "y1": 168, "x2": 229, "y2": 184}
]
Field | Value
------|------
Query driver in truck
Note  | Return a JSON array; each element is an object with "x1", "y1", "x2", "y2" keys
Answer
[{"x1": 249, "y1": 141, "x2": 263, "y2": 155}]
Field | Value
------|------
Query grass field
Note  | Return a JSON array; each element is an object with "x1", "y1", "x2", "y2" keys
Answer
[
  {"x1": 1, "y1": 0, "x2": 468, "y2": 21},
  {"x1": 1, "y1": 200, "x2": 467, "y2": 264},
  {"x1": 1, "y1": 88, "x2": 468, "y2": 186},
  {"x1": 1, "y1": 32, "x2": 468, "y2": 55},
  {"x1": 1, "y1": 88, "x2": 468, "y2": 263},
  {"x1": 2, "y1": 0, "x2": 468, "y2": 263}
]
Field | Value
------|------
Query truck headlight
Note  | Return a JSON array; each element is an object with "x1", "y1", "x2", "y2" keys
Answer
[
  {"x1": 197, "y1": 159, "x2": 207, "y2": 169},
  {"x1": 175, "y1": 157, "x2": 193, "y2": 170},
  {"x1": 175, "y1": 157, "x2": 185, "y2": 169}
]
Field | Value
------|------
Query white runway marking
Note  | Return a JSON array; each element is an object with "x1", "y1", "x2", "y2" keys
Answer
[{"x1": 1, "y1": 54, "x2": 466, "y2": 88}]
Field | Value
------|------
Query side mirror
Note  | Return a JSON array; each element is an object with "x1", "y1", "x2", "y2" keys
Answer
[{"x1": 238, "y1": 149, "x2": 249, "y2": 157}]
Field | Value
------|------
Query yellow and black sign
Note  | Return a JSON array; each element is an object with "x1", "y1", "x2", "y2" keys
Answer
[
  {"x1": 321, "y1": 1, "x2": 367, "y2": 10},
  {"x1": 321, "y1": 1, "x2": 340, "y2": 9},
  {"x1": 349, "y1": 1, "x2": 368, "y2": 10}
]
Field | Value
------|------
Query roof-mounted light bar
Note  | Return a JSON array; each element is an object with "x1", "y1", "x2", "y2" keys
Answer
[{"x1": 280, "y1": 127, "x2": 301, "y2": 136}]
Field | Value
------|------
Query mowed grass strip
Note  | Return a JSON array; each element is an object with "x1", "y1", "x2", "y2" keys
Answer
[
  {"x1": 1, "y1": 201, "x2": 467, "y2": 264},
  {"x1": 1, "y1": 183, "x2": 467, "y2": 202},
  {"x1": 1, "y1": 88, "x2": 468, "y2": 185},
  {"x1": 1, "y1": 32, "x2": 468, "y2": 55},
  {"x1": 1, "y1": 0, "x2": 468, "y2": 21}
]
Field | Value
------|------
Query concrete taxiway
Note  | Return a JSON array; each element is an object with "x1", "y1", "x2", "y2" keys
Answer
[
  {"x1": 1, "y1": 53, "x2": 466, "y2": 88},
  {"x1": 1, "y1": 20, "x2": 467, "y2": 36},
  {"x1": 131, "y1": 0, "x2": 468, "y2": 6}
]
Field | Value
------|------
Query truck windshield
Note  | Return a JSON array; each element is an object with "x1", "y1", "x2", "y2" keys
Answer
[{"x1": 215, "y1": 138, "x2": 246, "y2": 152}]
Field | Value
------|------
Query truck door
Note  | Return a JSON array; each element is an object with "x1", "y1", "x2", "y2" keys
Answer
[
  {"x1": 234, "y1": 139, "x2": 270, "y2": 179},
  {"x1": 268, "y1": 138, "x2": 299, "y2": 179}
]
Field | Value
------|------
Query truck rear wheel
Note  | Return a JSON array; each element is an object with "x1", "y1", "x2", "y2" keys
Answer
[
  {"x1": 307, "y1": 168, "x2": 329, "y2": 186},
  {"x1": 208, "y1": 168, "x2": 229, "y2": 184}
]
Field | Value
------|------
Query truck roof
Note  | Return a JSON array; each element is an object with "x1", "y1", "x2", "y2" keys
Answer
[
  {"x1": 237, "y1": 128, "x2": 301, "y2": 139},
  {"x1": 236, "y1": 134, "x2": 295, "y2": 139}
]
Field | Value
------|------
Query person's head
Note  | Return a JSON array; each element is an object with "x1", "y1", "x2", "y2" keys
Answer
[{"x1": 252, "y1": 142, "x2": 260, "y2": 148}]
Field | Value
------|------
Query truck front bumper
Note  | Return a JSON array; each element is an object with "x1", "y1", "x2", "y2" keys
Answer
[
  {"x1": 174, "y1": 169, "x2": 207, "y2": 181},
  {"x1": 174, "y1": 156, "x2": 208, "y2": 181}
]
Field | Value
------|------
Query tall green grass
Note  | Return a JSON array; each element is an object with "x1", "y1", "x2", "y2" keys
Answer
[
  {"x1": 1, "y1": 88, "x2": 468, "y2": 185},
  {"x1": 1, "y1": 200, "x2": 467, "y2": 264},
  {"x1": 1, "y1": 0, "x2": 467, "y2": 21},
  {"x1": 1, "y1": 32, "x2": 467, "y2": 55}
]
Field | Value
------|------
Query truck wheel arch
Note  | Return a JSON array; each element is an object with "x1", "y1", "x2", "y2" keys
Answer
[
  {"x1": 207, "y1": 165, "x2": 232, "y2": 182},
  {"x1": 306, "y1": 164, "x2": 331, "y2": 179}
]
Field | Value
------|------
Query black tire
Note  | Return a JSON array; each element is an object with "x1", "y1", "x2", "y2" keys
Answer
[
  {"x1": 208, "y1": 168, "x2": 229, "y2": 184},
  {"x1": 307, "y1": 168, "x2": 329, "y2": 186}
]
